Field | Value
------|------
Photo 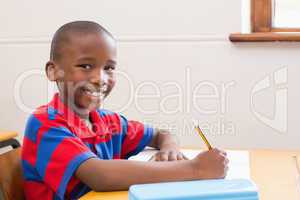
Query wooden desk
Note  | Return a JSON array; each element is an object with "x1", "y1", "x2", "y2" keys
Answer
[
  {"x1": 250, "y1": 150, "x2": 300, "y2": 200},
  {"x1": 80, "y1": 150, "x2": 300, "y2": 200},
  {"x1": 0, "y1": 131, "x2": 18, "y2": 142}
]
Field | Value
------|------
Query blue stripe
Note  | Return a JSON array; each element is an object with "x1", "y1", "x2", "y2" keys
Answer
[
  {"x1": 98, "y1": 109, "x2": 114, "y2": 117},
  {"x1": 56, "y1": 151, "x2": 96, "y2": 199},
  {"x1": 69, "y1": 182, "x2": 91, "y2": 199},
  {"x1": 120, "y1": 115, "x2": 128, "y2": 145},
  {"x1": 52, "y1": 194, "x2": 61, "y2": 200},
  {"x1": 84, "y1": 142, "x2": 94, "y2": 150},
  {"x1": 111, "y1": 134, "x2": 122, "y2": 157},
  {"x1": 95, "y1": 142, "x2": 112, "y2": 159},
  {"x1": 125, "y1": 125, "x2": 154, "y2": 159},
  {"x1": 94, "y1": 142, "x2": 103, "y2": 158},
  {"x1": 24, "y1": 114, "x2": 41, "y2": 142},
  {"x1": 110, "y1": 115, "x2": 127, "y2": 157},
  {"x1": 36, "y1": 126, "x2": 75, "y2": 178},
  {"x1": 106, "y1": 139, "x2": 113, "y2": 159},
  {"x1": 21, "y1": 160, "x2": 42, "y2": 181},
  {"x1": 47, "y1": 106, "x2": 58, "y2": 120}
]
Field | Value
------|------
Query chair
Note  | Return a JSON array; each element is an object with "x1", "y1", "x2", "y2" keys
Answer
[{"x1": 0, "y1": 131, "x2": 24, "y2": 200}]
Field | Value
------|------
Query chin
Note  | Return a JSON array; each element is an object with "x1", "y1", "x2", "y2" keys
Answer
[
  {"x1": 87, "y1": 103, "x2": 101, "y2": 111},
  {"x1": 73, "y1": 101, "x2": 99, "y2": 117}
]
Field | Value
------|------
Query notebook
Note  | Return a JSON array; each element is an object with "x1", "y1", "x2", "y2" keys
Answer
[
  {"x1": 129, "y1": 149, "x2": 251, "y2": 180},
  {"x1": 129, "y1": 149, "x2": 257, "y2": 200},
  {"x1": 128, "y1": 179, "x2": 259, "y2": 200}
]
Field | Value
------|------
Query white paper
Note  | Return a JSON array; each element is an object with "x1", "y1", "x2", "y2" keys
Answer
[{"x1": 129, "y1": 149, "x2": 250, "y2": 180}]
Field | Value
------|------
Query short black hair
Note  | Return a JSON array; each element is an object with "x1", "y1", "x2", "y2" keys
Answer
[{"x1": 50, "y1": 21, "x2": 113, "y2": 61}]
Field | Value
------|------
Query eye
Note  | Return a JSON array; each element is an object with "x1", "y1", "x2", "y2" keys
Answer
[
  {"x1": 77, "y1": 64, "x2": 93, "y2": 70},
  {"x1": 104, "y1": 65, "x2": 115, "y2": 72}
]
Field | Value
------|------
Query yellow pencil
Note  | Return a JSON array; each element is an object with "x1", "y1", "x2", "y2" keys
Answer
[{"x1": 195, "y1": 126, "x2": 212, "y2": 150}]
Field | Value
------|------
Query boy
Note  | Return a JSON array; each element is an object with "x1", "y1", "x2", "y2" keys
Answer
[{"x1": 21, "y1": 21, "x2": 228, "y2": 200}]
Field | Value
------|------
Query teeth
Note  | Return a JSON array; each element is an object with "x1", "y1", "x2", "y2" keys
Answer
[
  {"x1": 84, "y1": 90, "x2": 92, "y2": 94},
  {"x1": 83, "y1": 87, "x2": 106, "y2": 99},
  {"x1": 85, "y1": 90, "x2": 105, "y2": 98},
  {"x1": 101, "y1": 85, "x2": 108, "y2": 92},
  {"x1": 91, "y1": 91, "x2": 101, "y2": 97}
]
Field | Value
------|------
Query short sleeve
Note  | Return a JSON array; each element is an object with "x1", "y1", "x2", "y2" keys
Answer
[
  {"x1": 36, "y1": 126, "x2": 97, "y2": 199},
  {"x1": 120, "y1": 116, "x2": 154, "y2": 159}
]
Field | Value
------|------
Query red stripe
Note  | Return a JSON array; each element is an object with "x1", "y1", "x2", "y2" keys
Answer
[
  {"x1": 121, "y1": 121, "x2": 144, "y2": 158},
  {"x1": 43, "y1": 137, "x2": 89, "y2": 192},
  {"x1": 22, "y1": 110, "x2": 53, "y2": 167},
  {"x1": 33, "y1": 113, "x2": 55, "y2": 146},
  {"x1": 65, "y1": 176, "x2": 80, "y2": 197},
  {"x1": 24, "y1": 181, "x2": 53, "y2": 200},
  {"x1": 100, "y1": 113, "x2": 121, "y2": 134},
  {"x1": 113, "y1": 154, "x2": 121, "y2": 159},
  {"x1": 108, "y1": 114, "x2": 121, "y2": 134},
  {"x1": 22, "y1": 137, "x2": 37, "y2": 166}
]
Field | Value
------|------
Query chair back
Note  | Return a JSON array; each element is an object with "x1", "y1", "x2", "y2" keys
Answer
[{"x1": 0, "y1": 132, "x2": 24, "y2": 200}]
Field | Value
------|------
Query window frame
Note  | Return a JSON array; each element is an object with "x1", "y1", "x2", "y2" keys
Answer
[{"x1": 230, "y1": 0, "x2": 300, "y2": 42}]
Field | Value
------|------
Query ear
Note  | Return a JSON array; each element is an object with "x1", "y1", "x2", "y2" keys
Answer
[{"x1": 45, "y1": 61, "x2": 63, "y2": 81}]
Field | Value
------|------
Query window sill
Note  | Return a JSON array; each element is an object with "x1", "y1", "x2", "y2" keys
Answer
[{"x1": 229, "y1": 32, "x2": 300, "y2": 42}]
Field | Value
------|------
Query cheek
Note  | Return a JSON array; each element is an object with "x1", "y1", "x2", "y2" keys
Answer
[
  {"x1": 61, "y1": 71, "x2": 86, "y2": 92},
  {"x1": 109, "y1": 76, "x2": 116, "y2": 89},
  {"x1": 105, "y1": 74, "x2": 115, "y2": 87},
  {"x1": 109, "y1": 77, "x2": 116, "y2": 87},
  {"x1": 104, "y1": 77, "x2": 115, "y2": 96},
  {"x1": 74, "y1": 89, "x2": 101, "y2": 110}
]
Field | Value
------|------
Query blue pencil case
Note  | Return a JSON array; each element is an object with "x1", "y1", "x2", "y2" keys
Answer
[{"x1": 129, "y1": 179, "x2": 259, "y2": 200}]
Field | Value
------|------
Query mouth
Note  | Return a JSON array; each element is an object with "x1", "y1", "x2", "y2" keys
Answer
[{"x1": 81, "y1": 85, "x2": 107, "y2": 99}]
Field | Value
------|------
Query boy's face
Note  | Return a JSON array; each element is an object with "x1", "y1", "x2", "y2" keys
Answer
[{"x1": 48, "y1": 32, "x2": 117, "y2": 118}]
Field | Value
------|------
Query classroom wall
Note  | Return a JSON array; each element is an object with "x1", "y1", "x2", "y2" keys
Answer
[{"x1": 0, "y1": 0, "x2": 299, "y2": 150}]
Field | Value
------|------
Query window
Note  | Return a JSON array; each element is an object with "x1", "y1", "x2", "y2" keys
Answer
[
  {"x1": 230, "y1": 0, "x2": 300, "y2": 42},
  {"x1": 274, "y1": 0, "x2": 300, "y2": 29}
]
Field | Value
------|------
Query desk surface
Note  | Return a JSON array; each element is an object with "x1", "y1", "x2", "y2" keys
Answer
[
  {"x1": 80, "y1": 150, "x2": 300, "y2": 200},
  {"x1": 0, "y1": 131, "x2": 18, "y2": 142}
]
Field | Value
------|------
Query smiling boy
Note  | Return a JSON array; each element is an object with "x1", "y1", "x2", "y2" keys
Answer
[{"x1": 21, "y1": 21, "x2": 228, "y2": 200}]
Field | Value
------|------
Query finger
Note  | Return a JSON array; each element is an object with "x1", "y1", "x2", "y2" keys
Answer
[
  {"x1": 224, "y1": 157, "x2": 229, "y2": 165},
  {"x1": 224, "y1": 166, "x2": 229, "y2": 176},
  {"x1": 149, "y1": 155, "x2": 156, "y2": 162},
  {"x1": 213, "y1": 148, "x2": 226, "y2": 155},
  {"x1": 182, "y1": 154, "x2": 189, "y2": 160},
  {"x1": 169, "y1": 152, "x2": 178, "y2": 161},
  {"x1": 177, "y1": 153, "x2": 189, "y2": 160},
  {"x1": 220, "y1": 150, "x2": 227, "y2": 156},
  {"x1": 211, "y1": 148, "x2": 220, "y2": 153},
  {"x1": 225, "y1": 166, "x2": 229, "y2": 172},
  {"x1": 159, "y1": 152, "x2": 169, "y2": 161},
  {"x1": 212, "y1": 148, "x2": 219, "y2": 151},
  {"x1": 176, "y1": 153, "x2": 184, "y2": 160}
]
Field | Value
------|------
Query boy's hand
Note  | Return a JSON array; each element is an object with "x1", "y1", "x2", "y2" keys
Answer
[
  {"x1": 148, "y1": 129, "x2": 187, "y2": 161},
  {"x1": 149, "y1": 142, "x2": 188, "y2": 161},
  {"x1": 191, "y1": 148, "x2": 229, "y2": 179},
  {"x1": 149, "y1": 147, "x2": 188, "y2": 161}
]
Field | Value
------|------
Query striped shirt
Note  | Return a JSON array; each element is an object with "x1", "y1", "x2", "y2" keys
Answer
[{"x1": 21, "y1": 93, "x2": 153, "y2": 199}]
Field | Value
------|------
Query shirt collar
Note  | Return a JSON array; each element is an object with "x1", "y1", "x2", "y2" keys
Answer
[{"x1": 48, "y1": 93, "x2": 107, "y2": 139}]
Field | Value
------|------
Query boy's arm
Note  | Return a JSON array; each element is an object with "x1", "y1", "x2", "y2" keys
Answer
[
  {"x1": 76, "y1": 148, "x2": 229, "y2": 192},
  {"x1": 147, "y1": 129, "x2": 187, "y2": 161}
]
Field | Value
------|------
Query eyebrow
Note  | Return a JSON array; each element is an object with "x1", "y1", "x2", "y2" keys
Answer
[
  {"x1": 107, "y1": 59, "x2": 117, "y2": 65},
  {"x1": 77, "y1": 57, "x2": 96, "y2": 62},
  {"x1": 76, "y1": 57, "x2": 116, "y2": 65}
]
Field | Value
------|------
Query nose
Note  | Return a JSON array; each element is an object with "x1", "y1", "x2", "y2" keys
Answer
[{"x1": 89, "y1": 69, "x2": 109, "y2": 87}]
